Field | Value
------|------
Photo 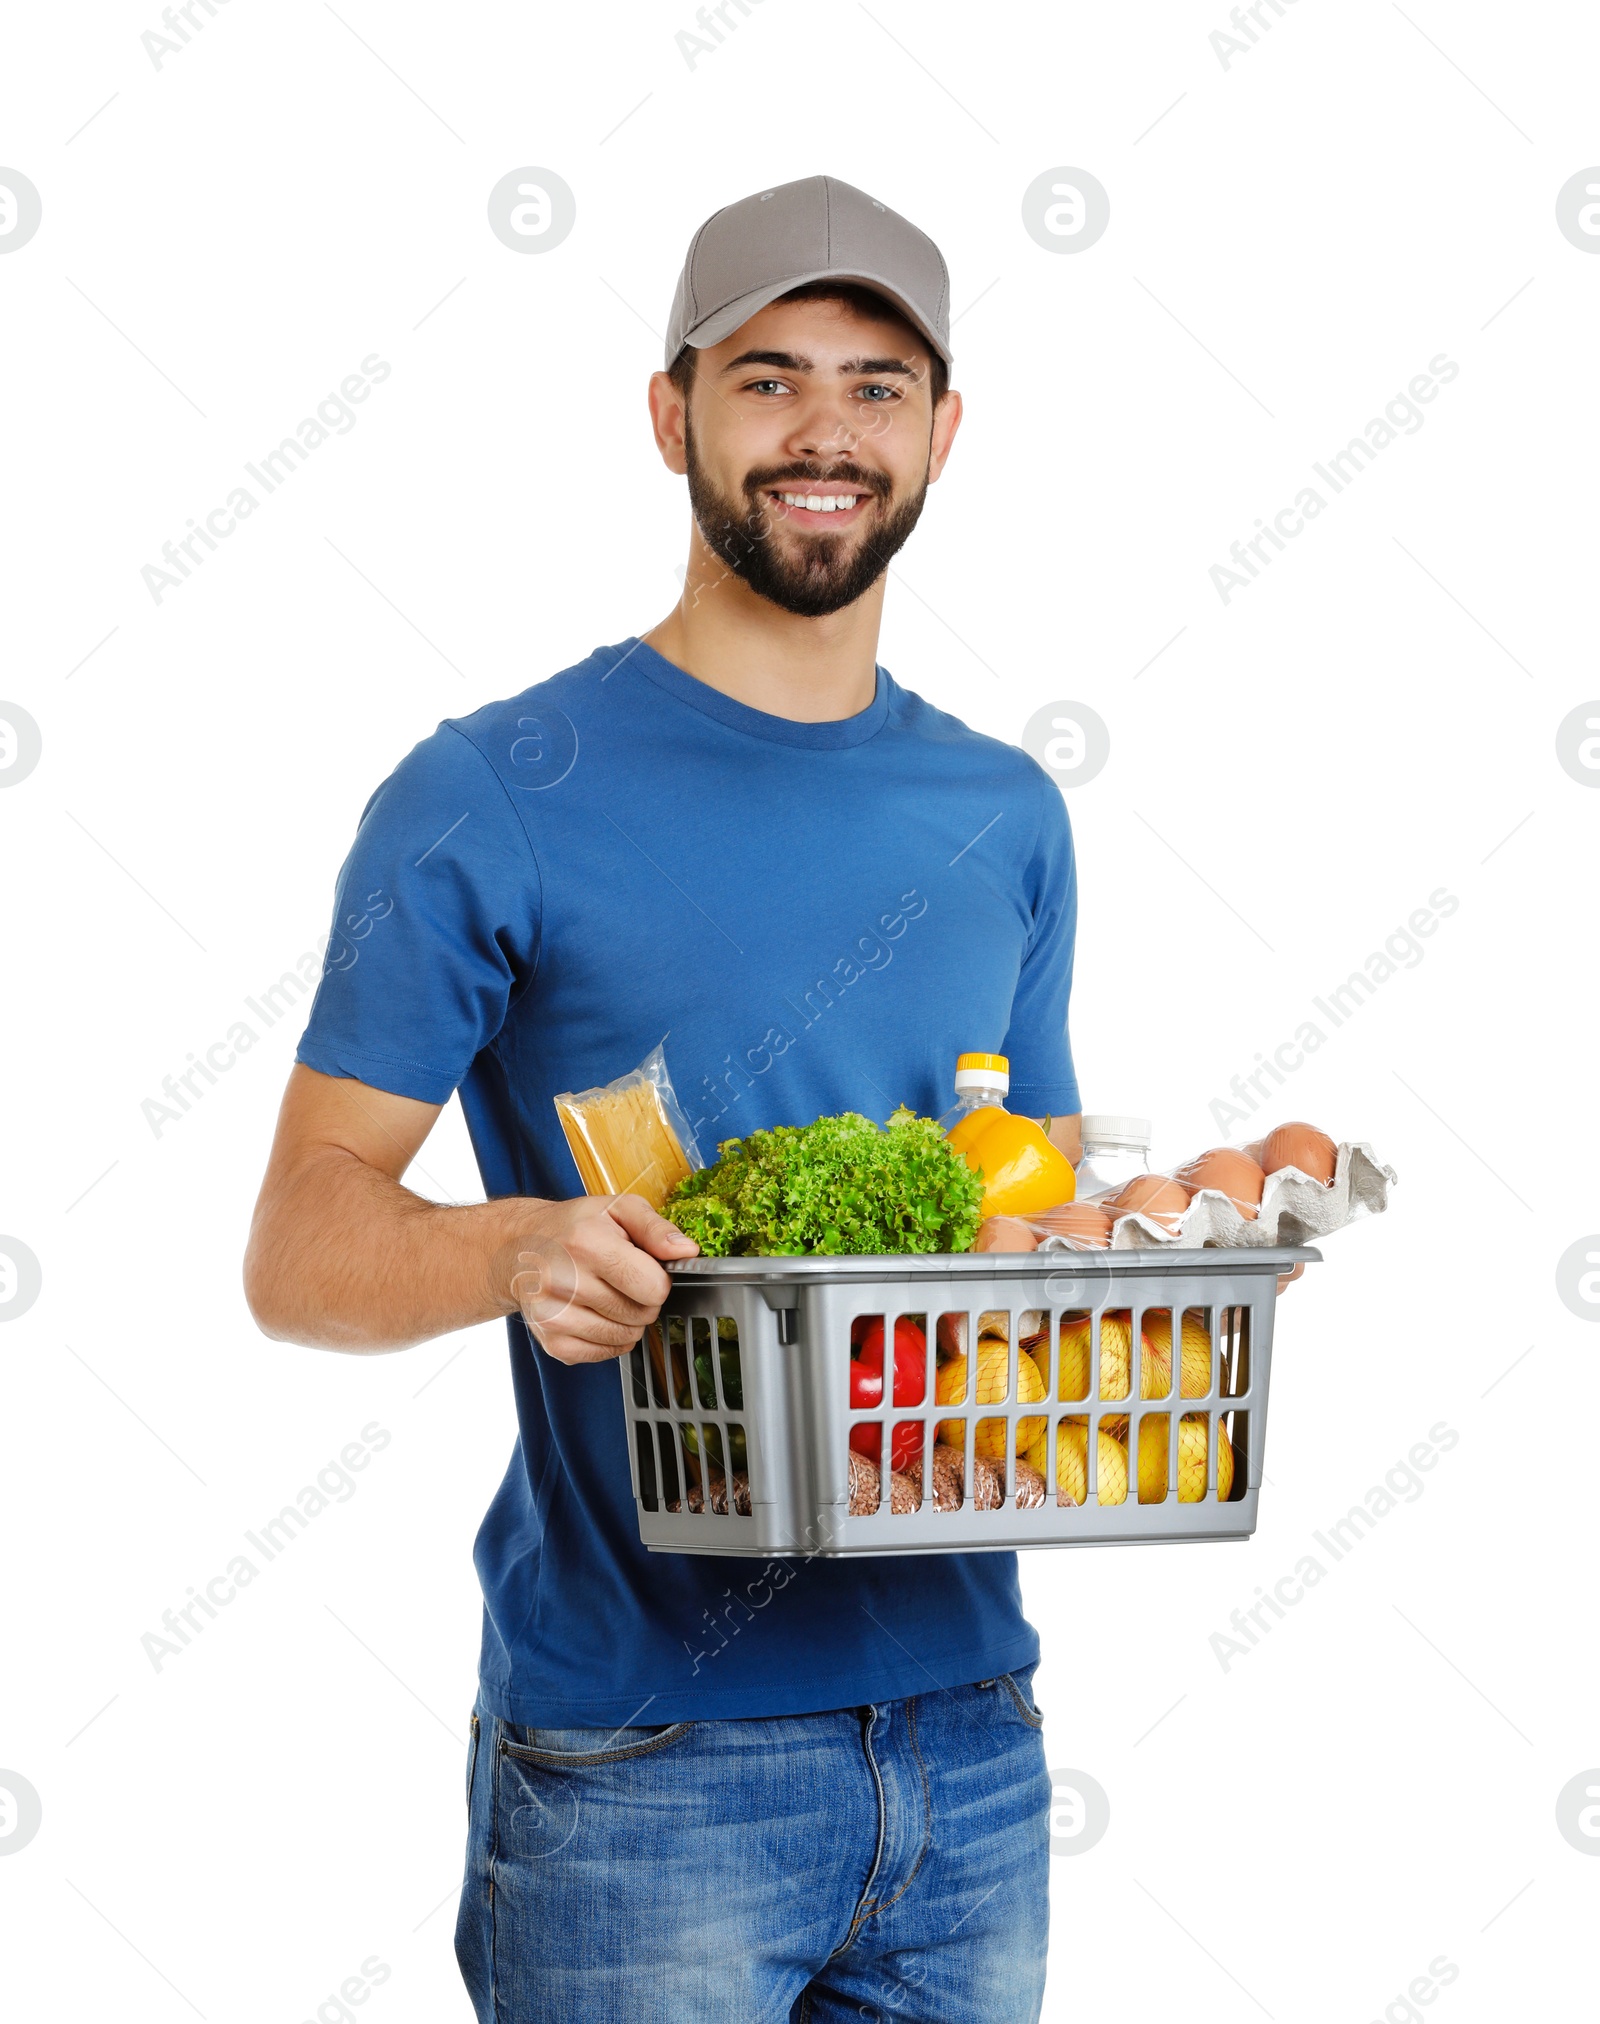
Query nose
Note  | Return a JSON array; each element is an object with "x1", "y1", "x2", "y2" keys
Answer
[{"x1": 781, "y1": 385, "x2": 866, "y2": 467}]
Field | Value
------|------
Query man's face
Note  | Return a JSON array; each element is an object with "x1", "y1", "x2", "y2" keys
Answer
[{"x1": 668, "y1": 297, "x2": 956, "y2": 619}]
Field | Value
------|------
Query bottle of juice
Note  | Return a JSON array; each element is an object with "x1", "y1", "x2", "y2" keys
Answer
[
  {"x1": 942, "y1": 1053, "x2": 1076, "y2": 1220},
  {"x1": 939, "y1": 1052, "x2": 1011, "y2": 1149}
]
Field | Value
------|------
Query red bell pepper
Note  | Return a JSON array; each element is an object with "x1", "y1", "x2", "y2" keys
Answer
[{"x1": 849, "y1": 1316, "x2": 927, "y2": 1472}]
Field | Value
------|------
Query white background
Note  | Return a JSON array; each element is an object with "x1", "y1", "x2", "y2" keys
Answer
[{"x1": 3, "y1": 0, "x2": 1597, "y2": 2018}]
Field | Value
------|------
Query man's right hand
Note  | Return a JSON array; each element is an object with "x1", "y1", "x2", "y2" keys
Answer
[
  {"x1": 244, "y1": 1065, "x2": 698, "y2": 1356},
  {"x1": 497, "y1": 1195, "x2": 700, "y2": 1366}
]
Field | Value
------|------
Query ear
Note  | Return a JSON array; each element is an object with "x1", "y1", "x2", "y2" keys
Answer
[
  {"x1": 926, "y1": 387, "x2": 963, "y2": 484},
  {"x1": 648, "y1": 369, "x2": 690, "y2": 477}
]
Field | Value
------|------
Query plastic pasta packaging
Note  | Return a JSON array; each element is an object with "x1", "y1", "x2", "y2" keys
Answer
[{"x1": 553, "y1": 1043, "x2": 702, "y2": 1212}]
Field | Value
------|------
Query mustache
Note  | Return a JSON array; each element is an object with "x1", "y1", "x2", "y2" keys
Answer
[{"x1": 745, "y1": 464, "x2": 889, "y2": 499}]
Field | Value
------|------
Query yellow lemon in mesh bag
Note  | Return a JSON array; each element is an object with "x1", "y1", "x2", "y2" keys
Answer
[
  {"x1": 937, "y1": 1333, "x2": 1046, "y2": 1458},
  {"x1": 1038, "y1": 1313, "x2": 1131, "y2": 1402},
  {"x1": 1035, "y1": 1310, "x2": 1214, "y2": 1403},
  {"x1": 1118, "y1": 1413, "x2": 1234, "y2": 1503},
  {"x1": 1054, "y1": 1421, "x2": 1130, "y2": 1506},
  {"x1": 1139, "y1": 1310, "x2": 1216, "y2": 1400}
]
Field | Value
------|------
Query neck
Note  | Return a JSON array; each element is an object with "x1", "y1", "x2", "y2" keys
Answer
[{"x1": 641, "y1": 528, "x2": 883, "y2": 723}]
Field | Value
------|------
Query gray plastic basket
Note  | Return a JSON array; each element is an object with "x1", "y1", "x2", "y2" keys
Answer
[{"x1": 621, "y1": 1247, "x2": 1318, "y2": 1557}]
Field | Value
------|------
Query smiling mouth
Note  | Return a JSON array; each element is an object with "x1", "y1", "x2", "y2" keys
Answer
[{"x1": 762, "y1": 486, "x2": 873, "y2": 526}]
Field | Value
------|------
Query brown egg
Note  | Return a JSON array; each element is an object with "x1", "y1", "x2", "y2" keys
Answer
[
  {"x1": 1242, "y1": 1138, "x2": 1265, "y2": 1164},
  {"x1": 1029, "y1": 1202, "x2": 1111, "y2": 1248},
  {"x1": 1105, "y1": 1174, "x2": 1189, "y2": 1233},
  {"x1": 1175, "y1": 1147, "x2": 1265, "y2": 1219},
  {"x1": 975, "y1": 1215, "x2": 1039, "y2": 1253},
  {"x1": 1260, "y1": 1122, "x2": 1337, "y2": 1185}
]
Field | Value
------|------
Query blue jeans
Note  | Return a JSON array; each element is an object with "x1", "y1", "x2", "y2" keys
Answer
[{"x1": 454, "y1": 1665, "x2": 1050, "y2": 2022}]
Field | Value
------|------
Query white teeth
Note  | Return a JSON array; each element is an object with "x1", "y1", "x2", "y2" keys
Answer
[{"x1": 776, "y1": 491, "x2": 857, "y2": 513}]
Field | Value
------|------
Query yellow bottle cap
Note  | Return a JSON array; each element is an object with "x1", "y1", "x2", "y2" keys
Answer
[{"x1": 956, "y1": 1052, "x2": 1009, "y2": 1073}]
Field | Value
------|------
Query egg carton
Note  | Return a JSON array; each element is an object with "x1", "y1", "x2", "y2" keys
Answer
[{"x1": 1041, "y1": 1142, "x2": 1396, "y2": 1253}]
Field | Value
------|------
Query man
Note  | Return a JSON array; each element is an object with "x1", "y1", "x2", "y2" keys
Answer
[{"x1": 246, "y1": 175, "x2": 1080, "y2": 2022}]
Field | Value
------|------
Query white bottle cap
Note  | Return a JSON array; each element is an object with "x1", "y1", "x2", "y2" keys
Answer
[{"x1": 1079, "y1": 1114, "x2": 1151, "y2": 1147}]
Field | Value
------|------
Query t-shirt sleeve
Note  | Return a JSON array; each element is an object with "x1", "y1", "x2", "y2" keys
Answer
[
  {"x1": 295, "y1": 724, "x2": 540, "y2": 1105},
  {"x1": 1001, "y1": 767, "x2": 1081, "y2": 1115}
]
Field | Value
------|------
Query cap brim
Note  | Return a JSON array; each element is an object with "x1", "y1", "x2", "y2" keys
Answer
[{"x1": 681, "y1": 268, "x2": 952, "y2": 369}]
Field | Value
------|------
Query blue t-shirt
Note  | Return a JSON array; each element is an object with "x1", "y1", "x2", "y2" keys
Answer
[{"x1": 296, "y1": 637, "x2": 1081, "y2": 1725}]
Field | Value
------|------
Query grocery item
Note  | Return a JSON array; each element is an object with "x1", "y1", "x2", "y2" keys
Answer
[
  {"x1": 1260, "y1": 1121, "x2": 1337, "y2": 1185},
  {"x1": 848, "y1": 1315, "x2": 927, "y2": 1472},
  {"x1": 958, "y1": 1111, "x2": 1077, "y2": 1220},
  {"x1": 936, "y1": 1331, "x2": 1045, "y2": 1456},
  {"x1": 888, "y1": 1468, "x2": 921, "y2": 1514},
  {"x1": 1020, "y1": 1115, "x2": 1391, "y2": 1251},
  {"x1": 974, "y1": 1216, "x2": 1040, "y2": 1252},
  {"x1": 1175, "y1": 1147, "x2": 1265, "y2": 1219},
  {"x1": 1052, "y1": 1413, "x2": 1231, "y2": 1504},
  {"x1": 1040, "y1": 1311, "x2": 1139, "y2": 1402},
  {"x1": 940, "y1": 1052, "x2": 1077, "y2": 1220},
  {"x1": 554, "y1": 1043, "x2": 700, "y2": 1211},
  {"x1": 1037, "y1": 1309, "x2": 1213, "y2": 1407},
  {"x1": 648, "y1": 1316, "x2": 749, "y2": 1478},
  {"x1": 939, "y1": 1052, "x2": 1011, "y2": 1145},
  {"x1": 1072, "y1": 1138, "x2": 1393, "y2": 1251},
  {"x1": 935, "y1": 1308, "x2": 1008, "y2": 1363},
  {"x1": 1028, "y1": 1202, "x2": 1110, "y2": 1246},
  {"x1": 1132, "y1": 1415, "x2": 1233, "y2": 1503},
  {"x1": 846, "y1": 1454, "x2": 920, "y2": 1516},
  {"x1": 1054, "y1": 1422, "x2": 1130, "y2": 1506},
  {"x1": 909, "y1": 1447, "x2": 1045, "y2": 1511},
  {"x1": 678, "y1": 1416, "x2": 748, "y2": 1478},
  {"x1": 663, "y1": 1107, "x2": 983, "y2": 1257},
  {"x1": 1137, "y1": 1310, "x2": 1215, "y2": 1400},
  {"x1": 669, "y1": 1473, "x2": 753, "y2": 1516},
  {"x1": 1074, "y1": 1115, "x2": 1153, "y2": 1202},
  {"x1": 848, "y1": 1448, "x2": 880, "y2": 1515},
  {"x1": 1104, "y1": 1173, "x2": 1189, "y2": 1233},
  {"x1": 917, "y1": 1445, "x2": 966, "y2": 1511}
]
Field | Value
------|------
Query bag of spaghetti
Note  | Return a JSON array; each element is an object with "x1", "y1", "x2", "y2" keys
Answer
[{"x1": 553, "y1": 1043, "x2": 702, "y2": 1213}]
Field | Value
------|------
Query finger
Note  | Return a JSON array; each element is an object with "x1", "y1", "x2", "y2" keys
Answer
[
  {"x1": 510, "y1": 1231, "x2": 664, "y2": 1320},
  {"x1": 564, "y1": 1264, "x2": 661, "y2": 1330},
  {"x1": 606, "y1": 1192, "x2": 700, "y2": 1258},
  {"x1": 571, "y1": 1218, "x2": 676, "y2": 1311},
  {"x1": 525, "y1": 1308, "x2": 643, "y2": 1365},
  {"x1": 510, "y1": 1261, "x2": 655, "y2": 1337}
]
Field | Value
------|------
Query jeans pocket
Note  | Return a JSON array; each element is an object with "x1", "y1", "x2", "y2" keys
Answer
[
  {"x1": 499, "y1": 1720, "x2": 696, "y2": 1767},
  {"x1": 465, "y1": 1711, "x2": 480, "y2": 1809},
  {"x1": 999, "y1": 1666, "x2": 1045, "y2": 1729}
]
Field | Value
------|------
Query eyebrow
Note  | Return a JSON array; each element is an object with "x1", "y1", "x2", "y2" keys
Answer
[{"x1": 716, "y1": 348, "x2": 921, "y2": 380}]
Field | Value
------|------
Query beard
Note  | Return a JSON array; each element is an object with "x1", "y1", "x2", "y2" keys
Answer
[{"x1": 683, "y1": 422, "x2": 931, "y2": 619}]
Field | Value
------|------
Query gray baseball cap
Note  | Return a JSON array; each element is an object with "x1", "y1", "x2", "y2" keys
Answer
[{"x1": 664, "y1": 174, "x2": 952, "y2": 373}]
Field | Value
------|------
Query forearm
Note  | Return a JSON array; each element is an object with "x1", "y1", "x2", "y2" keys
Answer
[
  {"x1": 1041, "y1": 1112, "x2": 1083, "y2": 1166},
  {"x1": 244, "y1": 1145, "x2": 532, "y2": 1353}
]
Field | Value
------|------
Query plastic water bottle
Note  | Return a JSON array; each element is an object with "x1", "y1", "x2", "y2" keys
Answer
[
  {"x1": 1074, "y1": 1115, "x2": 1152, "y2": 1202},
  {"x1": 938, "y1": 1052, "x2": 1011, "y2": 1138}
]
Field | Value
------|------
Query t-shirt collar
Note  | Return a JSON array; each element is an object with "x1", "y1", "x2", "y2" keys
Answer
[{"x1": 603, "y1": 636, "x2": 892, "y2": 749}]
